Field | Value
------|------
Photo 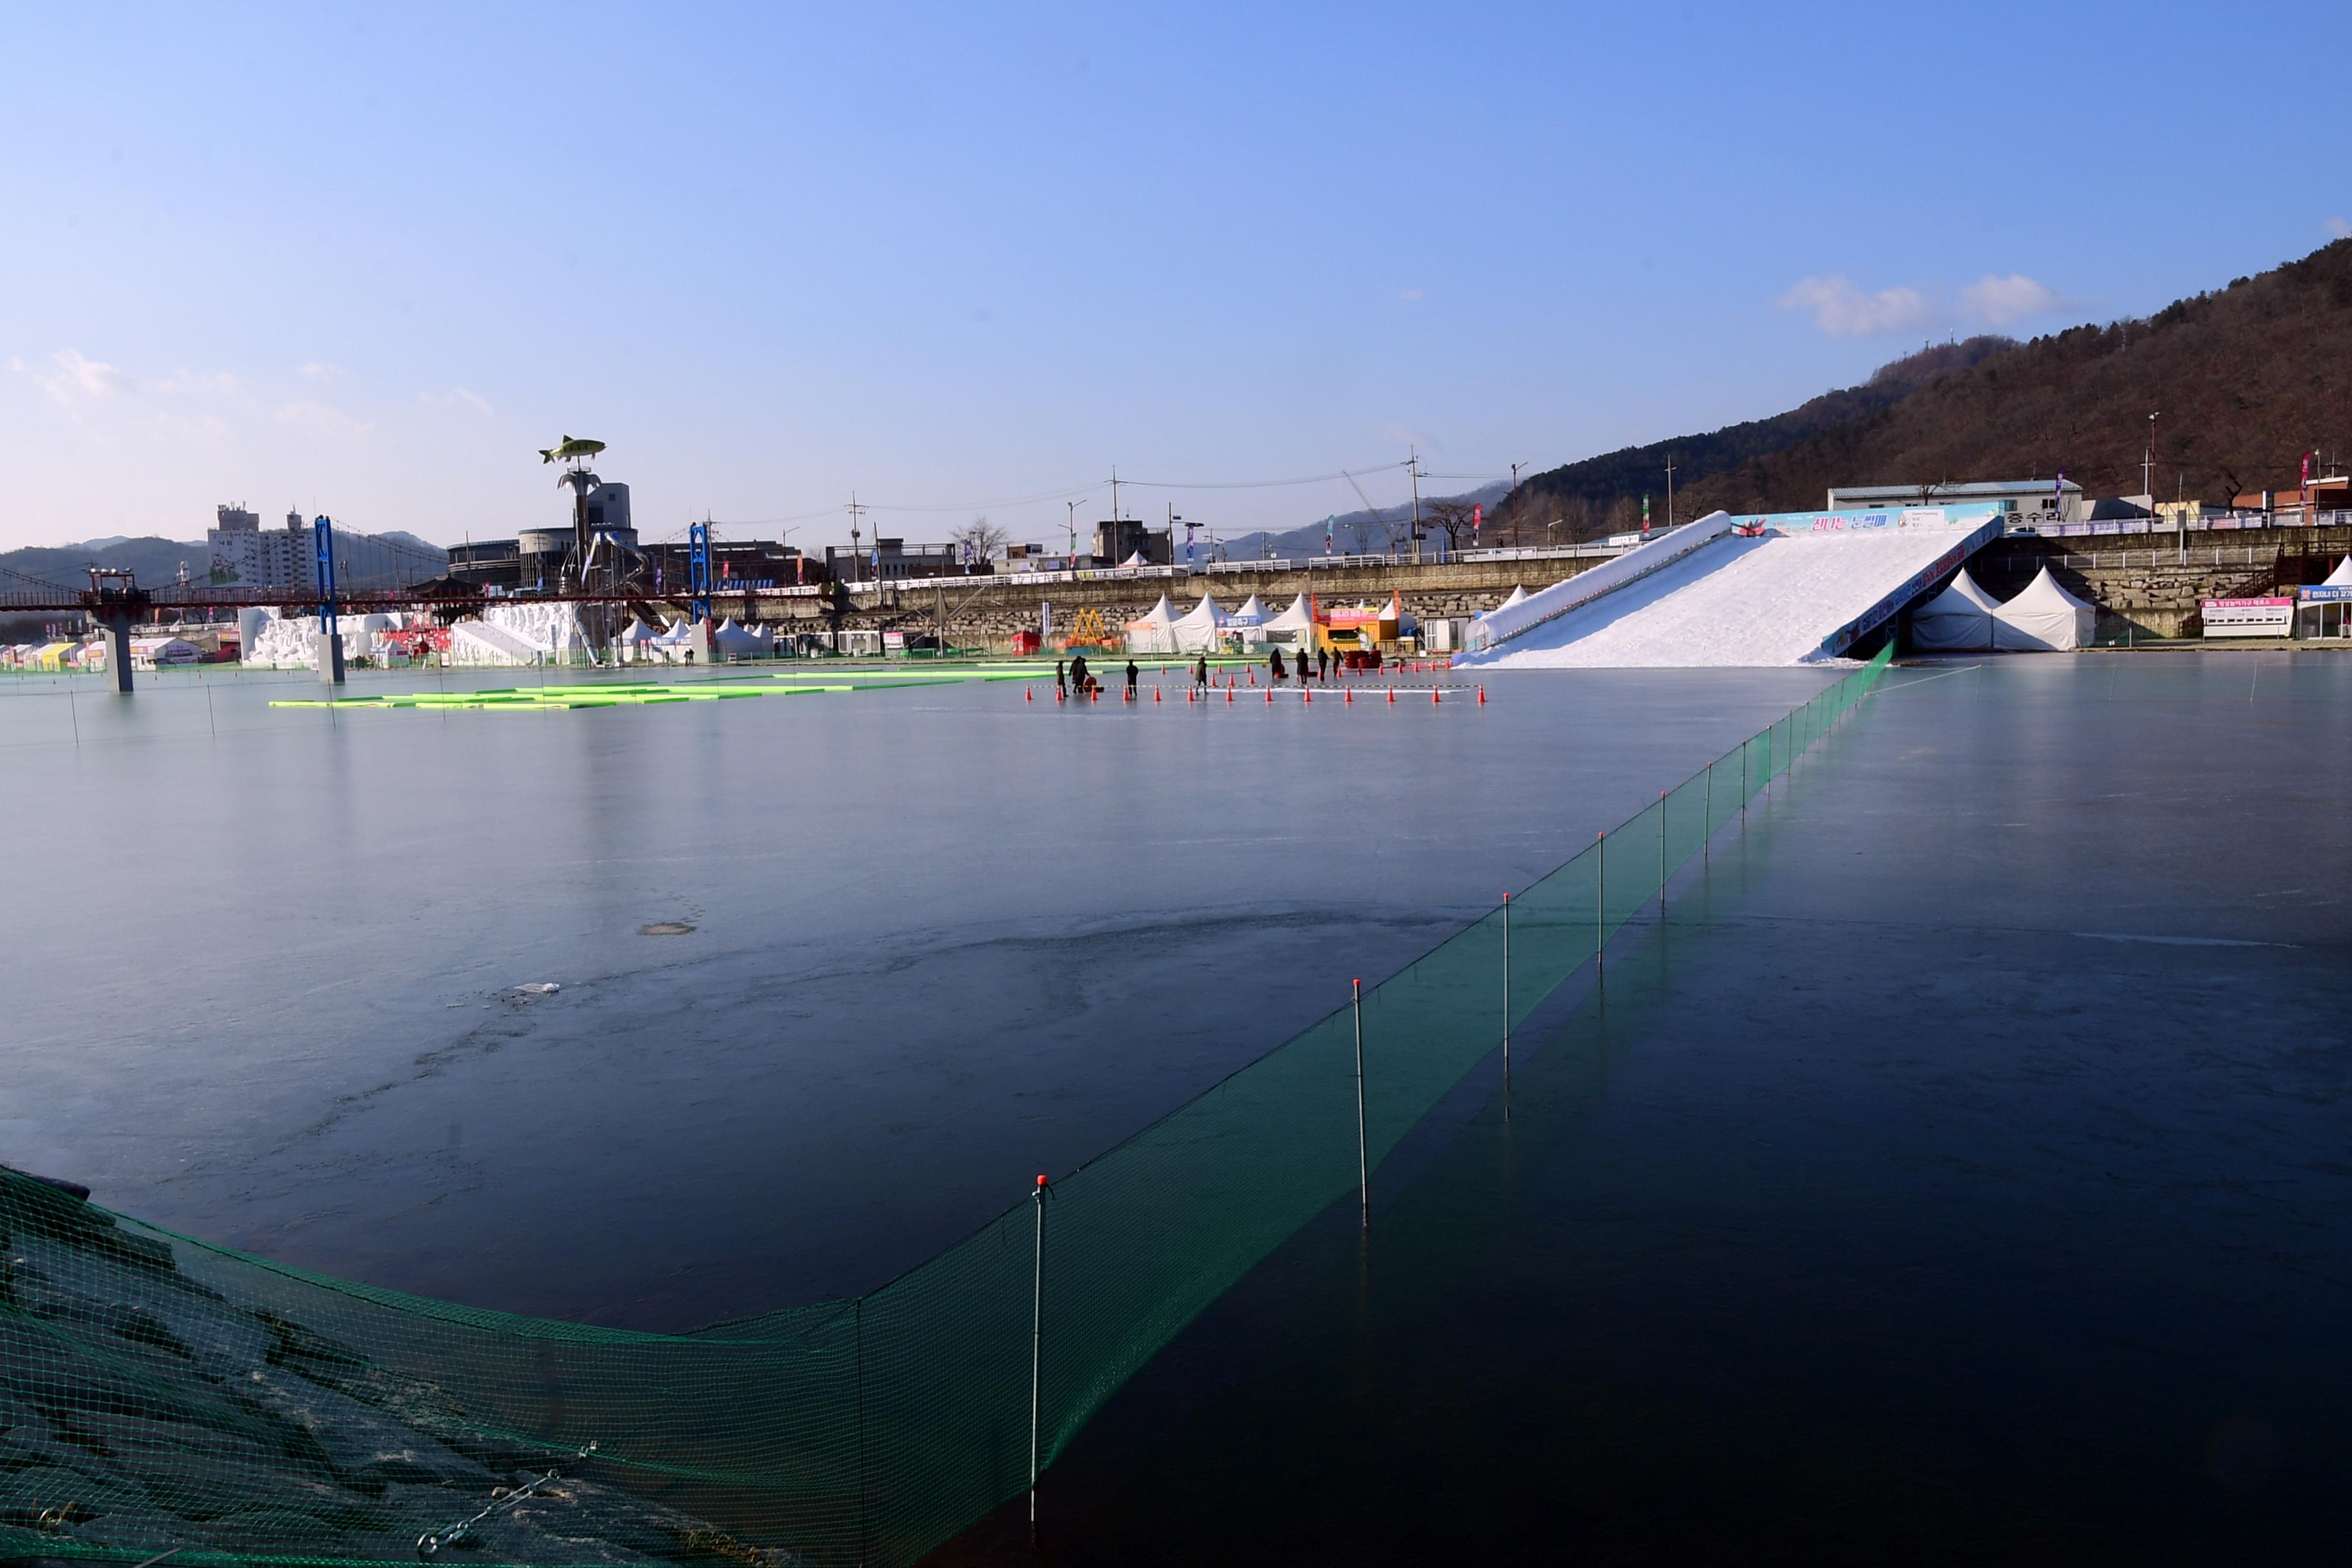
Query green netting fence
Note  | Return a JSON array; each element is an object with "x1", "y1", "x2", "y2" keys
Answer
[{"x1": 0, "y1": 646, "x2": 1891, "y2": 1568}]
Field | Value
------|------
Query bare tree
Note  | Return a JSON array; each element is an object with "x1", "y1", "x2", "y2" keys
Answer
[
  {"x1": 948, "y1": 514, "x2": 1008, "y2": 567},
  {"x1": 1422, "y1": 500, "x2": 1478, "y2": 556}
]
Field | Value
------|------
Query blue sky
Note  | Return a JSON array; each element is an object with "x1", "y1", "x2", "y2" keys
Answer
[{"x1": 3, "y1": 1, "x2": 2344, "y2": 553}]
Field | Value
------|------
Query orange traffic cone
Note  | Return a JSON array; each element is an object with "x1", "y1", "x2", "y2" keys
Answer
[
  {"x1": 1386, "y1": 687, "x2": 1395, "y2": 703},
  {"x1": 1226, "y1": 688, "x2": 1233, "y2": 703},
  {"x1": 1344, "y1": 687, "x2": 1353, "y2": 703},
  {"x1": 1476, "y1": 685, "x2": 1485, "y2": 705},
  {"x1": 1431, "y1": 687, "x2": 1441, "y2": 703},
  {"x1": 1264, "y1": 687, "x2": 1273, "y2": 703},
  {"x1": 1153, "y1": 687, "x2": 1161, "y2": 703}
]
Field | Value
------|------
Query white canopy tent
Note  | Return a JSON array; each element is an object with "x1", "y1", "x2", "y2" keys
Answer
[
  {"x1": 1260, "y1": 593, "x2": 1317, "y2": 646},
  {"x1": 2322, "y1": 556, "x2": 2352, "y2": 587},
  {"x1": 1992, "y1": 567, "x2": 2094, "y2": 651},
  {"x1": 1228, "y1": 594, "x2": 1271, "y2": 625},
  {"x1": 1477, "y1": 584, "x2": 1529, "y2": 619},
  {"x1": 1170, "y1": 593, "x2": 1229, "y2": 653},
  {"x1": 711, "y1": 618, "x2": 774, "y2": 659},
  {"x1": 1119, "y1": 551, "x2": 1150, "y2": 569},
  {"x1": 1909, "y1": 567, "x2": 2002, "y2": 652},
  {"x1": 1124, "y1": 594, "x2": 1182, "y2": 654}
]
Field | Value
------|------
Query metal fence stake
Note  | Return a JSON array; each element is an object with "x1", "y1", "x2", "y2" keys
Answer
[
  {"x1": 1595, "y1": 830, "x2": 1605, "y2": 985},
  {"x1": 1352, "y1": 979, "x2": 1369, "y2": 1228},
  {"x1": 1500, "y1": 894, "x2": 1511, "y2": 1117},
  {"x1": 1029, "y1": 1175, "x2": 1049, "y2": 1529}
]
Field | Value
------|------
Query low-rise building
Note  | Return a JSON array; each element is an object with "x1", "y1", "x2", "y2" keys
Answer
[{"x1": 1826, "y1": 479, "x2": 2083, "y2": 529}]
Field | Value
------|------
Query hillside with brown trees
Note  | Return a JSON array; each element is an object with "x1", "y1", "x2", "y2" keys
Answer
[{"x1": 1495, "y1": 239, "x2": 2352, "y2": 542}]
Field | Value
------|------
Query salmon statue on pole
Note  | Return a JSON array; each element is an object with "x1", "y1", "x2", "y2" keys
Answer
[{"x1": 538, "y1": 435, "x2": 607, "y2": 465}]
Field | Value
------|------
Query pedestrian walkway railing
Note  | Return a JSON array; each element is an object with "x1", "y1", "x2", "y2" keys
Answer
[{"x1": 0, "y1": 647, "x2": 1894, "y2": 1568}]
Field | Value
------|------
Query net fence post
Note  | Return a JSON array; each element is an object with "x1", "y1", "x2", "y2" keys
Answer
[
  {"x1": 856, "y1": 1297, "x2": 868, "y2": 1567},
  {"x1": 1703, "y1": 761, "x2": 1713, "y2": 859},
  {"x1": 1500, "y1": 894, "x2": 1512, "y2": 1118},
  {"x1": 1029, "y1": 1174, "x2": 1049, "y2": 1531},
  {"x1": 1658, "y1": 789, "x2": 1667, "y2": 912},
  {"x1": 1352, "y1": 979, "x2": 1369, "y2": 1229},
  {"x1": 1594, "y1": 830, "x2": 1605, "y2": 986}
]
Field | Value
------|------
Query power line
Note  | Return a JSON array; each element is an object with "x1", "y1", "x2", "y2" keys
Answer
[{"x1": 1114, "y1": 461, "x2": 1413, "y2": 491}]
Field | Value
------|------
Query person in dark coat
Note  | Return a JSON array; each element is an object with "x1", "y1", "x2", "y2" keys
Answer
[
  {"x1": 1125, "y1": 658, "x2": 1140, "y2": 696},
  {"x1": 1070, "y1": 652, "x2": 1090, "y2": 693},
  {"x1": 1316, "y1": 646, "x2": 1329, "y2": 680},
  {"x1": 1194, "y1": 653, "x2": 1208, "y2": 687},
  {"x1": 1055, "y1": 659, "x2": 1067, "y2": 696},
  {"x1": 1269, "y1": 647, "x2": 1287, "y2": 681}
]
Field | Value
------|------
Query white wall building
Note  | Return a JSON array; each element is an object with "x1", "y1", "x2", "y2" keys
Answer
[
  {"x1": 209, "y1": 505, "x2": 312, "y2": 588},
  {"x1": 1826, "y1": 480, "x2": 2083, "y2": 529}
]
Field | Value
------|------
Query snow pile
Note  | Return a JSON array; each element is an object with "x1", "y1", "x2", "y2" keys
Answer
[
  {"x1": 1458, "y1": 524, "x2": 1988, "y2": 669},
  {"x1": 242, "y1": 611, "x2": 409, "y2": 668},
  {"x1": 446, "y1": 602, "x2": 591, "y2": 666}
]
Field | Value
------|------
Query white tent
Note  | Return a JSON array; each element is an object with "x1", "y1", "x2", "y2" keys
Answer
[
  {"x1": 1119, "y1": 550, "x2": 1150, "y2": 569},
  {"x1": 1909, "y1": 567, "x2": 2002, "y2": 652},
  {"x1": 711, "y1": 618, "x2": 774, "y2": 659},
  {"x1": 1170, "y1": 593, "x2": 1229, "y2": 653},
  {"x1": 1263, "y1": 593, "x2": 1316, "y2": 632},
  {"x1": 1228, "y1": 594, "x2": 1271, "y2": 625},
  {"x1": 2323, "y1": 555, "x2": 2352, "y2": 587},
  {"x1": 1477, "y1": 584, "x2": 1529, "y2": 619},
  {"x1": 1124, "y1": 594, "x2": 1181, "y2": 654},
  {"x1": 1992, "y1": 567, "x2": 2094, "y2": 651}
]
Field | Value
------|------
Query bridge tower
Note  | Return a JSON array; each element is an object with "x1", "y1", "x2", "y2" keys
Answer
[
  {"x1": 688, "y1": 521, "x2": 714, "y2": 624},
  {"x1": 312, "y1": 515, "x2": 346, "y2": 684},
  {"x1": 83, "y1": 568, "x2": 149, "y2": 694}
]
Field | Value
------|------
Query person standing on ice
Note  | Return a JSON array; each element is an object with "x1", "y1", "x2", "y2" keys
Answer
[
  {"x1": 1194, "y1": 653, "x2": 1208, "y2": 689},
  {"x1": 1125, "y1": 658, "x2": 1140, "y2": 697},
  {"x1": 1269, "y1": 647, "x2": 1287, "y2": 682},
  {"x1": 1055, "y1": 659, "x2": 1067, "y2": 697}
]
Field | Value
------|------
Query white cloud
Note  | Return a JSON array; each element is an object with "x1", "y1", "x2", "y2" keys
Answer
[
  {"x1": 1959, "y1": 273, "x2": 2064, "y2": 326},
  {"x1": 421, "y1": 386, "x2": 495, "y2": 417},
  {"x1": 1392, "y1": 286, "x2": 1425, "y2": 302},
  {"x1": 2327, "y1": 217, "x2": 2352, "y2": 239},
  {"x1": 26, "y1": 348, "x2": 139, "y2": 404},
  {"x1": 1776, "y1": 275, "x2": 1932, "y2": 337},
  {"x1": 277, "y1": 398, "x2": 373, "y2": 437},
  {"x1": 299, "y1": 361, "x2": 349, "y2": 380}
]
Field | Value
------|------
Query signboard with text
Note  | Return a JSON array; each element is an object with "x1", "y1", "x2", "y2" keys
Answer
[{"x1": 2201, "y1": 597, "x2": 2293, "y2": 636}]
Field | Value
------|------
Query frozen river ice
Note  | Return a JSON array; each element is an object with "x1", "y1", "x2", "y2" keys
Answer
[{"x1": 0, "y1": 659, "x2": 1827, "y2": 1326}]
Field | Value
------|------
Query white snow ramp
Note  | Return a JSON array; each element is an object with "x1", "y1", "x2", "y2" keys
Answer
[{"x1": 1458, "y1": 523, "x2": 1990, "y2": 668}]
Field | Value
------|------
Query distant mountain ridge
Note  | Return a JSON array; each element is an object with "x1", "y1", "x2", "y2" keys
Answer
[
  {"x1": 1494, "y1": 237, "x2": 2352, "y2": 542},
  {"x1": 1, "y1": 530, "x2": 448, "y2": 595}
]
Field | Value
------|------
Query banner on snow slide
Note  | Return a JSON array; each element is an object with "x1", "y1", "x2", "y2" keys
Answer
[
  {"x1": 1729, "y1": 502, "x2": 2010, "y2": 536},
  {"x1": 1815, "y1": 512, "x2": 2009, "y2": 658}
]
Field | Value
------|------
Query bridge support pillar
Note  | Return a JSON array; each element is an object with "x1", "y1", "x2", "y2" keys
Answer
[
  {"x1": 313, "y1": 632, "x2": 346, "y2": 685},
  {"x1": 96, "y1": 611, "x2": 135, "y2": 694}
]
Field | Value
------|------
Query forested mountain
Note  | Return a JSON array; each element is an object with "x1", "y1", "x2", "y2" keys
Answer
[{"x1": 1492, "y1": 238, "x2": 2352, "y2": 542}]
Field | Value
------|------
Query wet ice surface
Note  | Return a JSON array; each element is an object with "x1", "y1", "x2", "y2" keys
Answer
[
  {"x1": 0, "y1": 661, "x2": 1827, "y2": 1326},
  {"x1": 941, "y1": 652, "x2": 2352, "y2": 1563}
]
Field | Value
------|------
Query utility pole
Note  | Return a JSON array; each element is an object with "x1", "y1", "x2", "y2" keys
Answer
[
  {"x1": 1109, "y1": 466, "x2": 1120, "y2": 562},
  {"x1": 1407, "y1": 448, "x2": 1424, "y2": 564},
  {"x1": 1065, "y1": 500, "x2": 1079, "y2": 563},
  {"x1": 2143, "y1": 414, "x2": 2158, "y2": 513},
  {"x1": 1663, "y1": 453, "x2": 1676, "y2": 533},
  {"x1": 847, "y1": 495, "x2": 868, "y2": 587}
]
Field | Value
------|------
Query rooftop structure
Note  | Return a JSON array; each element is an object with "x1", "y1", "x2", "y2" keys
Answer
[{"x1": 1827, "y1": 479, "x2": 2083, "y2": 527}]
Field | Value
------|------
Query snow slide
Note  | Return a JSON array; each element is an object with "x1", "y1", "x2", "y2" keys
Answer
[{"x1": 1456, "y1": 522, "x2": 1994, "y2": 669}]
